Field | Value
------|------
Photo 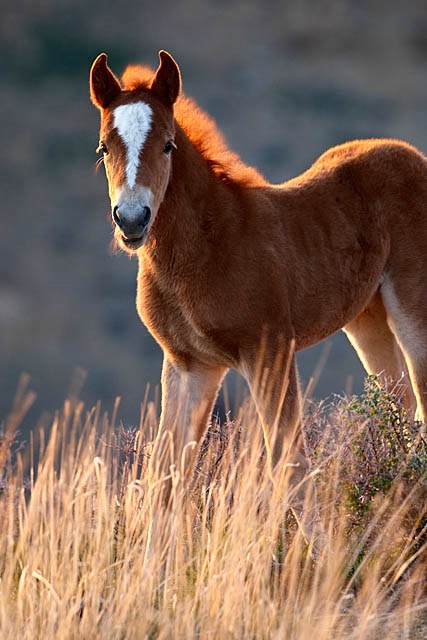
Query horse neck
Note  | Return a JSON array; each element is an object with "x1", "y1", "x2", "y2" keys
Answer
[{"x1": 144, "y1": 123, "x2": 234, "y2": 268}]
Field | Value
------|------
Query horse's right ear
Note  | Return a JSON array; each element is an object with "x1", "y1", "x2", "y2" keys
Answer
[{"x1": 90, "y1": 53, "x2": 122, "y2": 109}]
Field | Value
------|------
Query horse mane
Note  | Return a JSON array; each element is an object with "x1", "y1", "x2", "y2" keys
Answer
[{"x1": 121, "y1": 64, "x2": 266, "y2": 187}]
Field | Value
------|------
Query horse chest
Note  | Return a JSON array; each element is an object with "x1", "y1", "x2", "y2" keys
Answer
[{"x1": 136, "y1": 267, "x2": 231, "y2": 367}]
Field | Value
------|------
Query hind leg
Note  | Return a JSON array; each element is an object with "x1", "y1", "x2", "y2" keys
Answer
[
  {"x1": 381, "y1": 278, "x2": 427, "y2": 421},
  {"x1": 343, "y1": 290, "x2": 417, "y2": 414}
]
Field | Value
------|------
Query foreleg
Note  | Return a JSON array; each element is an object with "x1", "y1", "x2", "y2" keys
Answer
[{"x1": 156, "y1": 355, "x2": 226, "y2": 473}]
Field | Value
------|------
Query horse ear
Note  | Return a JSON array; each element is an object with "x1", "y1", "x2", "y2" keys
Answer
[
  {"x1": 151, "y1": 50, "x2": 181, "y2": 106},
  {"x1": 90, "y1": 53, "x2": 122, "y2": 109}
]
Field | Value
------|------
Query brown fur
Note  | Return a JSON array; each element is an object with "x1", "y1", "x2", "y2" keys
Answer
[{"x1": 90, "y1": 51, "x2": 427, "y2": 530}]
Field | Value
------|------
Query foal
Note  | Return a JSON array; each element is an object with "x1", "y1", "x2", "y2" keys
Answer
[{"x1": 90, "y1": 50, "x2": 427, "y2": 507}]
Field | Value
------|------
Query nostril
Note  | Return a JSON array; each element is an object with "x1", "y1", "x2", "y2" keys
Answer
[
  {"x1": 141, "y1": 206, "x2": 151, "y2": 226},
  {"x1": 112, "y1": 206, "x2": 122, "y2": 229}
]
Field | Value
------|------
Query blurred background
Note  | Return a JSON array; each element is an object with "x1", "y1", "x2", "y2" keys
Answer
[{"x1": 1, "y1": 0, "x2": 427, "y2": 430}]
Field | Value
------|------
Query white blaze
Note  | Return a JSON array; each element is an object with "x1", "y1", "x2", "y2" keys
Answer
[{"x1": 113, "y1": 102, "x2": 153, "y2": 189}]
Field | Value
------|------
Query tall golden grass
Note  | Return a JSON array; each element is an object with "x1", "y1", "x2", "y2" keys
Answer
[{"x1": 0, "y1": 377, "x2": 426, "y2": 639}]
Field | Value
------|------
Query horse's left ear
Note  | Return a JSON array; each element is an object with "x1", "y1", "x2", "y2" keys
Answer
[
  {"x1": 151, "y1": 50, "x2": 181, "y2": 106},
  {"x1": 90, "y1": 53, "x2": 122, "y2": 109}
]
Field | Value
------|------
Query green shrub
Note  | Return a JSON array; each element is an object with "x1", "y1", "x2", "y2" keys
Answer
[
  {"x1": 305, "y1": 374, "x2": 427, "y2": 581},
  {"x1": 342, "y1": 375, "x2": 427, "y2": 524}
]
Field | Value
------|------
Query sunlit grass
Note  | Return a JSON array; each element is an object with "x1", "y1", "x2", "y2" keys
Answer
[{"x1": 0, "y1": 377, "x2": 426, "y2": 639}]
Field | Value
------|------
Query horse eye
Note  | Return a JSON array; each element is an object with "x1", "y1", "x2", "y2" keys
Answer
[
  {"x1": 96, "y1": 141, "x2": 108, "y2": 155},
  {"x1": 163, "y1": 140, "x2": 176, "y2": 155}
]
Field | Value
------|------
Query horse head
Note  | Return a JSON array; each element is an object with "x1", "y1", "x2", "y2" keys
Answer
[{"x1": 90, "y1": 51, "x2": 181, "y2": 251}]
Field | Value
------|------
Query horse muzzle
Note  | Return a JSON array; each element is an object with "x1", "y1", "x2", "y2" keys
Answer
[{"x1": 112, "y1": 204, "x2": 151, "y2": 249}]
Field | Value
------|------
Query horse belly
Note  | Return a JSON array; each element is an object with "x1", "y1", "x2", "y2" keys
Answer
[{"x1": 290, "y1": 235, "x2": 387, "y2": 351}]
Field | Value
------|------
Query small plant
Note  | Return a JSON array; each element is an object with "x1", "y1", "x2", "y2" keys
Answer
[
  {"x1": 342, "y1": 375, "x2": 427, "y2": 525},
  {"x1": 305, "y1": 374, "x2": 427, "y2": 584}
]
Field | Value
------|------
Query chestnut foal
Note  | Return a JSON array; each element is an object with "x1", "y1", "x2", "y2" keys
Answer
[{"x1": 90, "y1": 50, "x2": 427, "y2": 536}]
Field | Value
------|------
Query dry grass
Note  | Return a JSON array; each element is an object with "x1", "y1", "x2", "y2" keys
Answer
[{"x1": 0, "y1": 380, "x2": 426, "y2": 639}]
